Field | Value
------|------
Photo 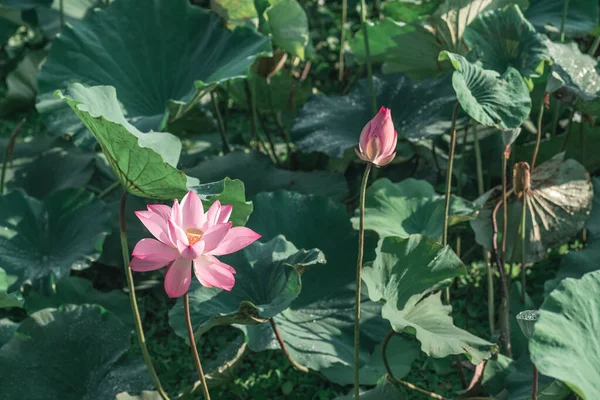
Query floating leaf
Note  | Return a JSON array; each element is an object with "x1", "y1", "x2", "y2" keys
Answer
[
  {"x1": 364, "y1": 235, "x2": 495, "y2": 364},
  {"x1": 25, "y1": 276, "x2": 131, "y2": 324},
  {"x1": 0, "y1": 267, "x2": 23, "y2": 309},
  {"x1": 440, "y1": 51, "x2": 531, "y2": 129},
  {"x1": 185, "y1": 151, "x2": 347, "y2": 201},
  {"x1": 530, "y1": 270, "x2": 600, "y2": 400},
  {"x1": 0, "y1": 189, "x2": 111, "y2": 291},
  {"x1": 169, "y1": 235, "x2": 325, "y2": 336},
  {"x1": 36, "y1": 0, "x2": 271, "y2": 142},
  {"x1": 265, "y1": 0, "x2": 309, "y2": 60},
  {"x1": 463, "y1": 5, "x2": 550, "y2": 79},
  {"x1": 292, "y1": 73, "x2": 459, "y2": 158},
  {"x1": 353, "y1": 178, "x2": 478, "y2": 241},
  {"x1": 57, "y1": 84, "x2": 194, "y2": 200},
  {"x1": 470, "y1": 153, "x2": 593, "y2": 264},
  {"x1": 525, "y1": 0, "x2": 598, "y2": 36},
  {"x1": 0, "y1": 305, "x2": 152, "y2": 399}
]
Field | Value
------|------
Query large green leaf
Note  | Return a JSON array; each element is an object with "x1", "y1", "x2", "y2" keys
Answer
[
  {"x1": 169, "y1": 235, "x2": 325, "y2": 336},
  {"x1": 0, "y1": 267, "x2": 23, "y2": 308},
  {"x1": 364, "y1": 235, "x2": 496, "y2": 364},
  {"x1": 25, "y1": 276, "x2": 131, "y2": 324},
  {"x1": 439, "y1": 51, "x2": 531, "y2": 129},
  {"x1": 0, "y1": 189, "x2": 111, "y2": 291},
  {"x1": 335, "y1": 381, "x2": 406, "y2": 399},
  {"x1": 530, "y1": 270, "x2": 600, "y2": 400},
  {"x1": 0, "y1": 50, "x2": 45, "y2": 118},
  {"x1": 354, "y1": 178, "x2": 479, "y2": 241},
  {"x1": 265, "y1": 0, "x2": 309, "y2": 60},
  {"x1": 463, "y1": 5, "x2": 550, "y2": 79},
  {"x1": 185, "y1": 151, "x2": 347, "y2": 201},
  {"x1": 382, "y1": 0, "x2": 443, "y2": 22},
  {"x1": 36, "y1": 0, "x2": 271, "y2": 142},
  {"x1": 471, "y1": 153, "x2": 593, "y2": 264},
  {"x1": 0, "y1": 305, "x2": 152, "y2": 399},
  {"x1": 57, "y1": 84, "x2": 194, "y2": 200},
  {"x1": 0, "y1": 318, "x2": 18, "y2": 347},
  {"x1": 211, "y1": 0, "x2": 259, "y2": 29},
  {"x1": 545, "y1": 177, "x2": 600, "y2": 294},
  {"x1": 525, "y1": 0, "x2": 598, "y2": 36},
  {"x1": 292, "y1": 73, "x2": 459, "y2": 158}
]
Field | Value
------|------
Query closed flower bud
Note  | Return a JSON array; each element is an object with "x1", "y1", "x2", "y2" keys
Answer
[{"x1": 355, "y1": 106, "x2": 397, "y2": 167}]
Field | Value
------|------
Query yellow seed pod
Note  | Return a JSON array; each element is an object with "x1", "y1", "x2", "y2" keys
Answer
[{"x1": 513, "y1": 162, "x2": 531, "y2": 198}]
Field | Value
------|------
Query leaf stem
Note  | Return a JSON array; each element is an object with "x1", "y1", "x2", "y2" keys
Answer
[
  {"x1": 492, "y1": 198, "x2": 512, "y2": 358},
  {"x1": 532, "y1": 363, "x2": 538, "y2": 400},
  {"x1": 210, "y1": 91, "x2": 230, "y2": 154},
  {"x1": 119, "y1": 191, "x2": 169, "y2": 400},
  {"x1": 381, "y1": 330, "x2": 449, "y2": 400},
  {"x1": 339, "y1": 0, "x2": 348, "y2": 82},
  {"x1": 519, "y1": 193, "x2": 527, "y2": 304},
  {"x1": 531, "y1": 98, "x2": 545, "y2": 171},
  {"x1": 244, "y1": 80, "x2": 257, "y2": 145},
  {"x1": 258, "y1": 114, "x2": 280, "y2": 165},
  {"x1": 0, "y1": 118, "x2": 25, "y2": 195},
  {"x1": 359, "y1": 0, "x2": 376, "y2": 114},
  {"x1": 184, "y1": 293, "x2": 211, "y2": 400},
  {"x1": 589, "y1": 35, "x2": 600, "y2": 56},
  {"x1": 560, "y1": 0, "x2": 570, "y2": 43},
  {"x1": 269, "y1": 318, "x2": 309, "y2": 372},
  {"x1": 354, "y1": 162, "x2": 372, "y2": 399},
  {"x1": 442, "y1": 102, "x2": 460, "y2": 304},
  {"x1": 560, "y1": 104, "x2": 577, "y2": 152},
  {"x1": 98, "y1": 181, "x2": 121, "y2": 199}
]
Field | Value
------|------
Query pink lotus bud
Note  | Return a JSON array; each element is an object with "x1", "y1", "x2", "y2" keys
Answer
[{"x1": 355, "y1": 107, "x2": 397, "y2": 167}]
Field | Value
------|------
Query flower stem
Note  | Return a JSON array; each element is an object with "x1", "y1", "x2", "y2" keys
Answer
[
  {"x1": 359, "y1": 0, "x2": 376, "y2": 114},
  {"x1": 0, "y1": 118, "x2": 25, "y2": 195},
  {"x1": 183, "y1": 293, "x2": 211, "y2": 400},
  {"x1": 210, "y1": 91, "x2": 230, "y2": 154},
  {"x1": 381, "y1": 330, "x2": 449, "y2": 400},
  {"x1": 339, "y1": 0, "x2": 348, "y2": 82},
  {"x1": 560, "y1": 0, "x2": 570, "y2": 43},
  {"x1": 354, "y1": 162, "x2": 373, "y2": 399},
  {"x1": 531, "y1": 99, "x2": 545, "y2": 171},
  {"x1": 520, "y1": 193, "x2": 527, "y2": 304},
  {"x1": 492, "y1": 198, "x2": 512, "y2": 358},
  {"x1": 269, "y1": 318, "x2": 309, "y2": 372},
  {"x1": 119, "y1": 192, "x2": 169, "y2": 400},
  {"x1": 532, "y1": 363, "x2": 539, "y2": 400},
  {"x1": 442, "y1": 102, "x2": 460, "y2": 304}
]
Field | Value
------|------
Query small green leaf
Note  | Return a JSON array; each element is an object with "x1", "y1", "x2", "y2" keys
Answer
[
  {"x1": 0, "y1": 267, "x2": 23, "y2": 309},
  {"x1": 169, "y1": 236, "x2": 325, "y2": 336},
  {"x1": 531, "y1": 270, "x2": 600, "y2": 400},
  {"x1": 0, "y1": 189, "x2": 111, "y2": 291},
  {"x1": 265, "y1": 0, "x2": 309, "y2": 59},
  {"x1": 0, "y1": 305, "x2": 152, "y2": 399},
  {"x1": 193, "y1": 178, "x2": 253, "y2": 228},
  {"x1": 439, "y1": 51, "x2": 532, "y2": 129},
  {"x1": 364, "y1": 235, "x2": 496, "y2": 364},
  {"x1": 354, "y1": 178, "x2": 479, "y2": 241}
]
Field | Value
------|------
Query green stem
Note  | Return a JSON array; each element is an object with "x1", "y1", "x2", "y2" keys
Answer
[
  {"x1": 258, "y1": 114, "x2": 280, "y2": 165},
  {"x1": 560, "y1": 104, "x2": 577, "y2": 152},
  {"x1": 339, "y1": 0, "x2": 348, "y2": 82},
  {"x1": 551, "y1": 102, "x2": 561, "y2": 137},
  {"x1": 105, "y1": 0, "x2": 109, "y2": 6},
  {"x1": 210, "y1": 91, "x2": 230, "y2": 154},
  {"x1": 473, "y1": 123, "x2": 484, "y2": 195},
  {"x1": 520, "y1": 193, "x2": 527, "y2": 304},
  {"x1": 270, "y1": 318, "x2": 309, "y2": 372},
  {"x1": 560, "y1": 0, "x2": 570, "y2": 43},
  {"x1": 98, "y1": 181, "x2": 121, "y2": 199},
  {"x1": 184, "y1": 293, "x2": 211, "y2": 400},
  {"x1": 359, "y1": 0, "x2": 376, "y2": 114},
  {"x1": 579, "y1": 117, "x2": 585, "y2": 166},
  {"x1": 492, "y1": 199, "x2": 512, "y2": 358},
  {"x1": 442, "y1": 102, "x2": 460, "y2": 304},
  {"x1": 244, "y1": 80, "x2": 257, "y2": 145},
  {"x1": 532, "y1": 364, "x2": 538, "y2": 400},
  {"x1": 0, "y1": 118, "x2": 26, "y2": 194},
  {"x1": 119, "y1": 192, "x2": 169, "y2": 400},
  {"x1": 590, "y1": 35, "x2": 600, "y2": 56},
  {"x1": 531, "y1": 99, "x2": 545, "y2": 171},
  {"x1": 354, "y1": 163, "x2": 373, "y2": 400},
  {"x1": 59, "y1": 0, "x2": 64, "y2": 28}
]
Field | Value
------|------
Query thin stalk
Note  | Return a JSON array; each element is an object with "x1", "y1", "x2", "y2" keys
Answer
[
  {"x1": 119, "y1": 192, "x2": 169, "y2": 400},
  {"x1": 519, "y1": 193, "x2": 527, "y2": 304},
  {"x1": 531, "y1": 99, "x2": 545, "y2": 171},
  {"x1": 579, "y1": 118, "x2": 585, "y2": 166},
  {"x1": 338, "y1": 0, "x2": 348, "y2": 82},
  {"x1": 105, "y1": 0, "x2": 109, "y2": 6},
  {"x1": 266, "y1": 83, "x2": 292, "y2": 157},
  {"x1": 210, "y1": 91, "x2": 230, "y2": 154},
  {"x1": 501, "y1": 154, "x2": 509, "y2": 275},
  {"x1": 560, "y1": 0, "x2": 570, "y2": 43},
  {"x1": 359, "y1": 0, "x2": 376, "y2": 114},
  {"x1": 492, "y1": 199, "x2": 512, "y2": 358},
  {"x1": 98, "y1": 181, "x2": 120, "y2": 199},
  {"x1": 258, "y1": 114, "x2": 280, "y2": 165},
  {"x1": 381, "y1": 331, "x2": 449, "y2": 400},
  {"x1": 551, "y1": 101, "x2": 561, "y2": 137},
  {"x1": 184, "y1": 293, "x2": 211, "y2": 400},
  {"x1": 473, "y1": 124, "x2": 485, "y2": 195},
  {"x1": 442, "y1": 102, "x2": 461, "y2": 304},
  {"x1": 560, "y1": 105, "x2": 577, "y2": 152},
  {"x1": 269, "y1": 319, "x2": 309, "y2": 372},
  {"x1": 354, "y1": 163, "x2": 373, "y2": 400},
  {"x1": 59, "y1": 0, "x2": 64, "y2": 28},
  {"x1": 0, "y1": 118, "x2": 26, "y2": 194},
  {"x1": 590, "y1": 35, "x2": 600, "y2": 56},
  {"x1": 532, "y1": 364, "x2": 539, "y2": 400},
  {"x1": 243, "y1": 80, "x2": 257, "y2": 145}
]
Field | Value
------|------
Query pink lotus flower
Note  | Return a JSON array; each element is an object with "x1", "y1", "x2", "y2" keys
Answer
[
  {"x1": 130, "y1": 191, "x2": 261, "y2": 298},
  {"x1": 355, "y1": 106, "x2": 397, "y2": 167}
]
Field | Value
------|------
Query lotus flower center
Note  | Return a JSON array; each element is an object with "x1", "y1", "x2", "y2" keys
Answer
[{"x1": 185, "y1": 228, "x2": 204, "y2": 245}]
